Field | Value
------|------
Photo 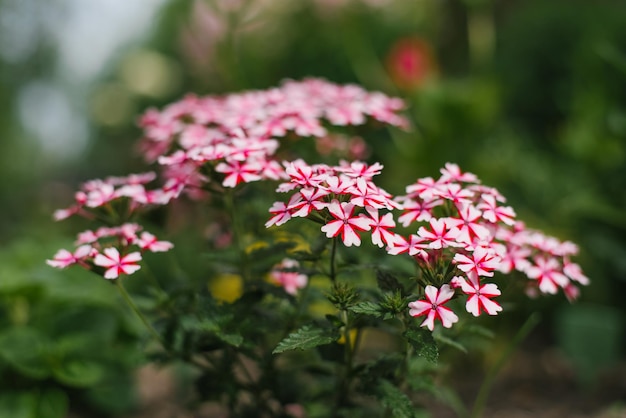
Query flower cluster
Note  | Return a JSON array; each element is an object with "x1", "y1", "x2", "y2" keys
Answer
[
  {"x1": 53, "y1": 172, "x2": 173, "y2": 221},
  {"x1": 49, "y1": 78, "x2": 587, "y2": 332},
  {"x1": 137, "y1": 78, "x2": 408, "y2": 196},
  {"x1": 268, "y1": 161, "x2": 588, "y2": 331},
  {"x1": 267, "y1": 159, "x2": 400, "y2": 248},
  {"x1": 47, "y1": 223, "x2": 173, "y2": 279},
  {"x1": 397, "y1": 164, "x2": 589, "y2": 329},
  {"x1": 50, "y1": 79, "x2": 408, "y2": 281}
]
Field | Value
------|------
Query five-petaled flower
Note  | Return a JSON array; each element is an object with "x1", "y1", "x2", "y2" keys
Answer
[
  {"x1": 450, "y1": 274, "x2": 502, "y2": 317},
  {"x1": 408, "y1": 284, "x2": 459, "y2": 331},
  {"x1": 320, "y1": 200, "x2": 373, "y2": 247},
  {"x1": 453, "y1": 246, "x2": 501, "y2": 277},
  {"x1": 94, "y1": 248, "x2": 142, "y2": 280}
]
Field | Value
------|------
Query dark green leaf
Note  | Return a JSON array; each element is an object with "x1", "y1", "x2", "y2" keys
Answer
[
  {"x1": 0, "y1": 327, "x2": 50, "y2": 379},
  {"x1": 181, "y1": 316, "x2": 243, "y2": 347},
  {"x1": 357, "y1": 353, "x2": 404, "y2": 384},
  {"x1": 36, "y1": 389, "x2": 68, "y2": 418},
  {"x1": 349, "y1": 301, "x2": 385, "y2": 318},
  {"x1": 375, "y1": 379, "x2": 416, "y2": 418},
  {"x1": 273, "y1": 325, "x2": 340, "y2": 354},
  {"x1": 0, "y1": 391, "x2": 36, "y2": 418},
  {"x1": 84, "y1": 372, "x2": 137, "y2": 415},
  {"x1": 404, "y1": 327, "x2": 439, "y2": 364}
]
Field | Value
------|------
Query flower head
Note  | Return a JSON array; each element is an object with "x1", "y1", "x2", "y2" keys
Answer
[
  {"x1": 93, "y1": 248, "x2": 142, "y2": 280},
  {"x1": 408, "y1": 284, "x2": 459, "y2": 331},
  {"x1": 321, "y1": 200, "x2": 373, "y2": 247},
  {"x1": 450, "y1": 274, "x2": 502, "y2": 317},
  {"x1": 269, "y1": 259, "x2": 308, "y2": 295}
]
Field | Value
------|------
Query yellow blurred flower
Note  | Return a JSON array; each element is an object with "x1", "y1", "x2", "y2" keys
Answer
[{"x1": 209, "y1": 273, "x2": 243, "y2": 303}]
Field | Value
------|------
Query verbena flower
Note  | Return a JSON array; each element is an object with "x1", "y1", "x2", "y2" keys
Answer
[
  {"x1": 94, "y1": 248, "x2": 142, "y2": 280},
  {"x1": 47, "y1": 223, "x2": 173, "y2": 280},
  {"x1": 50, "y1": 78, "x2": 587, "y2": 333},
  {"x1": 450, "y1": 274, "x2": 502, "y2": 317},
  {"x1": 269, "y1": 258, "x2": 308, "y2": 295},
  {"x1": 408, "y1": 284, "x2": 459, "y2": 331}
]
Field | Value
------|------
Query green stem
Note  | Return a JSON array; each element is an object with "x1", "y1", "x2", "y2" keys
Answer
[
  {"x1": 115, "y1": 279, "x2": 163, "y2": 346},
  {"x1": 329, "y1": 236, "x2": 338, "y2": 283},
  {"x1": 335, "y1": 309, "x2": 354, "y2": 415},
  {"x1": 469, "y1": 313, "x2": 541, "y2": 418},
  {"x1": 225, "y1": 189, "x2": 251, "y2": 281}
]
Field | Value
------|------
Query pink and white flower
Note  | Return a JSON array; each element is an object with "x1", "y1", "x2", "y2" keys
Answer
[
  {"x1": 46, "y1": 245, "x2": 93, "y2": 269},
  {"x1": 453, "y1": 246, "x2": 501, "y2": 278},
  {"x1": 270, "y1": 258, "x2": 308, "y2": 295},
  {"x1": 525, "y1": 256, "x2": 569, "y2": 294},
  {"x1": 320, "y1": 200, "x2": 373, "y2": 247},
  {"x1": 408, "y1": 284, "x2": 459, "y2": 331},
  {"x1": 93, "y1": 248, "x2": 142, "y2": 280},
  {"x1": 137, "y1": 232, "x2": 174, "y2": 253},
  {"x1": 366, "y1": 207, "x2": 400, "y2": 248},
  {"x1": 445, "y1": 203, "x2": 491, "y2": 245},
  {"x1": 417, "y1": 218, "x2": 463, "y2": 250},
  {"x1": 450, "y1": 274, "x2": 502, "y2": 316}
]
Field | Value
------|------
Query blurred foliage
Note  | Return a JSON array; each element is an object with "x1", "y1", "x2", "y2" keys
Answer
[
  {"x1": 0, "y1": 229, "x2": 142, "y2": 416},
  {"x1": 1, "y1": 0, "x2": 626, "y2": 414}
]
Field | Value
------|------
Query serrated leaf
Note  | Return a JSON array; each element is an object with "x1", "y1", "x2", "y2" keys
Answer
[
  {"x1": 404, "y1": 327, "x2": 439, "y2": 364},
  {"x1": 376, "y1": 379, "x2": 416, "y2": 418},
  {"x1": 349, "y1": 301, "x2": 385, "y2": 318},
  {"x1": 273, "y1": 325, "x2": 339, "y2": 354}
]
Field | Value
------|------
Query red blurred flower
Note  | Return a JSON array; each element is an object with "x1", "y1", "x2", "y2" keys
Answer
[{"x1": 386, "y1": 37, "x2": 436, "y2": 90}]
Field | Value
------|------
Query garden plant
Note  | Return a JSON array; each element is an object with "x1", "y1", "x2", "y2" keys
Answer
[{"x1": 48, "y1": 78, "x2": 588, "y2": 418}]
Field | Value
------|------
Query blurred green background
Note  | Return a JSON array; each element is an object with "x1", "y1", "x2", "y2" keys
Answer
[{"x1": 1, "y1": 0, "x2": 625, "y2": 416}]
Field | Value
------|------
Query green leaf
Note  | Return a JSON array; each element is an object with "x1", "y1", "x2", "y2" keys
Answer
[
  {"x1": 273, "y1": 325, "x2": 340, "y2": 354},
  {"x1": 375, "y1": 379, "x2": 417, "y2": 418},
  {"x1": 218, "y1": 332, "x2": 243, "y2": 347},
  {"x1": 35, "y1": 389, "x2": 68, "y2": 418},
  {"x1": 0, "y1": 391, "x2": 36, "y2": 418},
  {"x1": 52, "y1": 360, "x2": 104, "y2": 387},
  {"x1": 0, "y1": 327, "x2": 50, "y2": 379},
  {"x1": 84, "y1": 372, "x2": 137, "y2": 415},
  {"x1": 404, "y1": 327, "x2": 439, "y2": 364},
  {"x1": 357, "y1": 353, "x2": 404, "y2": 384},
  {"x1": 349, "y1": 301, "x2": 385, "y2": 318},
  {"x1": 181, "y1": 316, "x2": 243, "y2": 347},
  {"x1": 0, "y1": 389, "x2": 67, "y2": 418}
]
